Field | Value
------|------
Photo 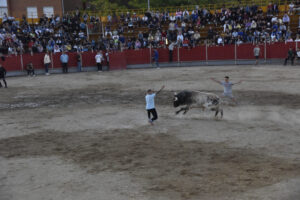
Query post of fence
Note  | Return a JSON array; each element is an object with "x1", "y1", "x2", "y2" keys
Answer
[
  {"x1": 149, "y1": 44, "x2": 152, "y2": 66},
  {"x1": 51, "y1": 52, "x2": 54, "y2": 69},
  {"x1": 177, "y1": 46, "x2": 180, "y2": 66},
  {"x1": 264, "y1": 40, "x2": 267, "y2": 63},
  {"x1": 234, "y1": 42, "x2": 237, "y2": 65},
  {"x1": 205, "y1": 41, "x2": 208, "y2": 65},
  {"x1": 20, "y1": 53, "x2": 24, "y2": 71}
]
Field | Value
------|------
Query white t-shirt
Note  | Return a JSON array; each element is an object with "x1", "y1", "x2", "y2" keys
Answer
[
  {"x1": 222, "y1": 81, "x2": 233, "y2": 94},
  {"x1": 145, "y1": 93, "x2": 156, "y2": 110},
  {"x1": 95, "y1": 54, "x2": 103, "y2": 63}
]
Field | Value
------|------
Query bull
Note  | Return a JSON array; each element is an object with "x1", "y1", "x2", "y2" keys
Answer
[{"x1": 173, "y1": 90, "x2": 223, "y2": 118}]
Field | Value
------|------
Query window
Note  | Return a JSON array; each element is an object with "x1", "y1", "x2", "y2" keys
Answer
[
  {"x1": 0, "y1": 0, "x2": 7, "y2": 7},
  {"x1": 0, "y1": 0, "x2": 7, "y2": 18},
  {"x1": 0, "y1": 7, "x2": 7, "y2": 18},
  {"x1": 43, "y1": 7, "x2": 54, "y2": 18},
  {"x1": 27, "y1": 7, "x2": 38, "y2": 18}
]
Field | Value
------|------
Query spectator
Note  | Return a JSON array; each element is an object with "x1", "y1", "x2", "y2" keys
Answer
[
  {"x1": 153, "y1": 49, "x2": 159, "y2": 68},
  {"x1": 0, "y1": 64, "x2": 7, "y2": 88},
  {"x1": 253, "y1": 45, "x2": 260, "y2": 65},
  {"x1": 95, "y1": 51, "x2": 104, "y2": 72},
  {"x1": 282, "y1": 13, "x2": 290, "y2": 25},
  {"x1": 44, "y1": 52, "x2": 51, "y2": 76},
  {"x1": 289, "y1": 1, "x2": 295, "y2": 15},
  {"x1": 284, "y1": 47, "x2": 295, "y2": 65},
  {"x1": 26, "y1": 62, "x2": 36, "y2": 77},
  {"x1": 169, "y1": 42, "x2": 175, "y2": 62},
  {"x1": 60, "y1": 51, "x2": 69, "y2": 73}
]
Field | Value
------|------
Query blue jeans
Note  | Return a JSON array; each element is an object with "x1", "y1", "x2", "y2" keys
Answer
[
  {"x1": 155, "y1": 59, "x2": 159, "y2": 67},
  {"x1": 77, "y1": 62, "x2": 82, "y2": 72},
  {"x1": 44, "y1": 63, "x2": 49, "y2": 73}
]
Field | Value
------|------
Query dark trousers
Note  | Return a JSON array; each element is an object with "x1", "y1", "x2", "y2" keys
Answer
[
  {"x1": 97, "y1": 63, "x2": 102, "y2": 71},
  {"x1": 147, "y1": 108, "x2": 158, "y2": 121},
  {"x1": 44, "y1": 63, "x2": 49, "y2": 73},
  {"x1": 0, "y1": 77, "x2": 7, "y2": 88},
  {"x1": 62, "y1": 63, "x2": 68, "y2": 73},
  {"x1": 284, "y1": 56, "x2": 294, "y2": 65},
  {"x1": 27, "y1": 69, "x2": 35, "y2": 76},
  {"x1": 169, "y1": 50, "x2": 173, "y2": 62}
]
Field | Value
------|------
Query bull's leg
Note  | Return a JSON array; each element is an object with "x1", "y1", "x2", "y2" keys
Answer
[
  {"x1": 220, "y1": 108, "x2": 223, "y2": 118},
  {"x1": 175, "y1": 107, "x2": 185, "y2": 115},
  {"x1": 176, "y1": 106, "x2": 189, "y2": 115},
  {"x1": 215, "y1": 110, "x2": 219, "y2": 117},
  {"x1": 183, "y1": 106, "x2": 190, "y2": 115}
]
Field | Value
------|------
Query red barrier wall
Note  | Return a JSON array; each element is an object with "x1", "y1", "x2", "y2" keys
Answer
[
  {"x1": 2, "y1": 42, "x2": 297, "y2": 72},
  {"x1": 109, "y1": 51, "x2": 127, "y2": 70},
  {"x1": 207, "y1": 45, "x2": 235, "y2": 60},
  {"x1": 237, "y1": 43, "x2": 265, "y2": 59},
  {"x1": 125, "y1": 49, "x2": 150, "y2": 65},
  {"x1": 22, "y1": 53, "x2": 45, "y2": 69},
  {"x1": 180, "y1": 46, "x2": 206, "y2": 61},
  {"x1": 0, "y1": 55, "x2": 22, "y2": 71},
  {"x1": 266, "y1": 42, "x2": 295, "y2": 59}
]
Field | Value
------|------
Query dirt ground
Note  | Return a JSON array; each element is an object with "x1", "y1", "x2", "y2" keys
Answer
[{"x1": 0, "y1": 65, "x2": 300, "y2": 200}]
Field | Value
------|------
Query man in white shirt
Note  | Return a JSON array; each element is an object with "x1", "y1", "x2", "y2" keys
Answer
[
  {"x1": 95, "y1": 51, "x2": 104, "y2": 72},
  {"x1": 210, "y1": 76, "x2": 242, "y2": 104},
  {"x1": 145, "y1": 85, "x2": 165, "y2": 125}
]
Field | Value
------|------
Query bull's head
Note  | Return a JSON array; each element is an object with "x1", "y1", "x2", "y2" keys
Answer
[{"x1": 173, "y1": 92, "x2": 180, "y2": 107}]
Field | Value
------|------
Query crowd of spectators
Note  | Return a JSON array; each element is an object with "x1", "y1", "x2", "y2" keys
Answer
[
  {"x1": 0, "y1": 9, "x2": 90, "y2": 55},
  {"x1": 1, "y1": 1, "x2": 300, "y2": 55},
  {"x1": 100, "y1": 1, "x2": 300, "y2": 50}
]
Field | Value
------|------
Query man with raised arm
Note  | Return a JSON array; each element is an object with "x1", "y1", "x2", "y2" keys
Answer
[
  {"x1": 210, "y1": 76, "x2": 242, "y2": 104},
  {"x1": 145, "y1": 85, "x2": 165, "y2": 125}
]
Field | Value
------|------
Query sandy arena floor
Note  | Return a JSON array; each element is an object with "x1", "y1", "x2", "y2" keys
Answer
[{"x1": 0, "y1": 65, "x2": 300, "y2": 200}]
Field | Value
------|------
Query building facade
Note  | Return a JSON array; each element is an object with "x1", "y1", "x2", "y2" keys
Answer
[{"x1": 0, "y1": 0, "x2": 63, "y2": 19}]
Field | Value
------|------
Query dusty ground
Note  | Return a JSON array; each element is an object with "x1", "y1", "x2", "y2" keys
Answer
[{"x1": 0, "y1": 65, "x2": 300, "y2": 200}]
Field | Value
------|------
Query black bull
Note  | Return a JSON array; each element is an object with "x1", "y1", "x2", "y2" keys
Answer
[{"x1": 173, "y1": 90, "x2": 223, "y2": 118}]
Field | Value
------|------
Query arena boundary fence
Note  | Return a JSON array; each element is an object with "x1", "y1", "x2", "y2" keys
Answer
[{"x1": 2, "y1": 41, "x2": 298, "y2": 76}]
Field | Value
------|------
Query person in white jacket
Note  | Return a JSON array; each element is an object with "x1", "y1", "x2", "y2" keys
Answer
[
  {"x1": 95, "y1": 51, "x2": 104, "y2": 72},
  {"x1": 44, "y1": 52, "x2": 51, "y2": 75}
]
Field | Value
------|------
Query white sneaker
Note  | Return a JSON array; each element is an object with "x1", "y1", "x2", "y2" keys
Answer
[
  {"x1": 148, "y1": 119, "x2": 153, "y2": 125},
  {"x1": 46, "y1": 73, "x2": 50, "y2": 76}
]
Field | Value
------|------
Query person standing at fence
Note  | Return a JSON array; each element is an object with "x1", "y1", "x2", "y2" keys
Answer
[
  {"x1": 210, "y1": 76, "x2": 242, "y2": 104},
  {"x1": 145, "y1": 85, "x2": 165, "y2": 125},
  {"x1": 60, "y1": 51, "x2": 69, "y2": 73},
  {"x1": 95, "y1": 51, "x2": 104, "y2": 72},
  {"x1": 284, "y1": 47, "x2": 295, "y2": 66},
  {"x1": 169, "y1": 42, "x2": 175, "y2": 62},
  {"x1": 0, "y1": 64, "x2": 7, "y2": 88},
  {"x1": 77, "y1": 51, "x2": 82, "y2": 72},
  {"x1": 44, "y1": 52, "x2": 51, "y2": 75},
  {"x1": 253, "y1": 45, "x2": 260, "y2": 65},
  {"x1": 153, "y1": 49, "x2": 159, "y2": 68}
]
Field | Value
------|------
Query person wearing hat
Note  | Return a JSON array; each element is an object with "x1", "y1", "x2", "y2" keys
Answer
[
  {"x1": 145, "y1": 85, "x2": 165, "y2": 125},
  {"x1": 210, "y1": 76, "x2": 242, "y2": 104}
]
